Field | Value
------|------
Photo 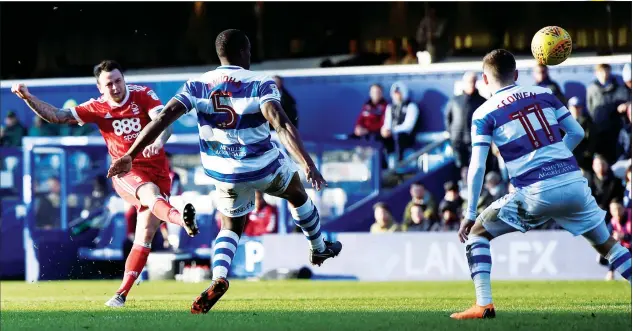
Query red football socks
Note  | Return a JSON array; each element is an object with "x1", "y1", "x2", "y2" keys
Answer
[
  {"x1": 151, "y1": 197, "x2": 184, "y2": 227},
  {"x1": 116, "y1": 244, "x2": 151, "y2": 296}
]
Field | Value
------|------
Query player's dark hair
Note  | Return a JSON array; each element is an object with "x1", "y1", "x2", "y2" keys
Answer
[
  {"x1": 595, "y1": 63, "x2": 611, "y2": 72},
  {"x1": 610, "y1": 198, "x2": 623, "y2": 205},
  {"x1": 93, "y1": 60, "x2": 123, "y2": 79},
  {"x1": 482, "y1": 49, "x2": 516, "y2": 82},
  {"x1": 370, "y1": 83, "x2": 383, "y2": 90},
  {"x1": 215, "y1": 29, "x2": 249, "y2": 60}
]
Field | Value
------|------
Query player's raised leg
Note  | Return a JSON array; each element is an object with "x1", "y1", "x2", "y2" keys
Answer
[
  {"x1": 136, "y1": 182, "x2": 199, "y2": 237},
  {"x1": 275, "y1": 173, "x2": 342, "y2": 266},
  {"x1": 105, "y1": 210, "x2": 161, "y2": 307}
]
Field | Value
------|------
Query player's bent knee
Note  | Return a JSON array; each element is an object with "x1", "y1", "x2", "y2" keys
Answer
[
  {"x1": 471, "y1": 221, "x2": 495, "y2": 241},
  {"x1": 582, "y1": 223, "x2": 611, "y2": 247},
  {"x1": 136, "y1": 183, "x2": 161, "y2": 205},
  {"x1": 276, "y1": 174, "x2": 308, "y2": 208},
  {"x1": 220, "y1": 214, "x2": 247, "y2": 234}
]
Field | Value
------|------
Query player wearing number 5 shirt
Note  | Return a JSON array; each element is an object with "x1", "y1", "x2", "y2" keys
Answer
[
  {"x1": 11, "y1": 60, "x2": 198, "y2": 308},
  {"x1": 107, "y1": 29, "x2": 342, "y2": 314}
]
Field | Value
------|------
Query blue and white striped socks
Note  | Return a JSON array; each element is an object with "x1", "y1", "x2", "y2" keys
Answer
[
  {"x1": 466, "y1": 236, "x2": 493, "y2": 306},
  {"x1": 211, "y1": 229, "x2": 240, "y2": 281},
  {"x1": 290, "y1": 198, "x2": 326, "y2": 253},
  {"x1": 606, "y1": 244, "x2": 632, "y2": 283}
]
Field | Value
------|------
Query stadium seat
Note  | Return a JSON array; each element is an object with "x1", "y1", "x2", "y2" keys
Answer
[
  {"x1": 177, "y1": 212, "x2": 218, "y2": 260},
  {"x1": 77, "y1": 212, "x2": 126, "y2": 261},
  {"x1": 320, "y1": 188, "x2": 348, "y2": 218}
]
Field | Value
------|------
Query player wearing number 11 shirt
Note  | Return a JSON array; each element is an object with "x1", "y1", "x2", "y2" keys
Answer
[
  {"x1": 450, "y1": 49, "x2": 631, "y2": 320},
  {"x1": 11, "y1": 60, "x2": 199, "y2": 308}
]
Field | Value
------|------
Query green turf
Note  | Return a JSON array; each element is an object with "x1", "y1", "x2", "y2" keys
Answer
[{"x1": 1, "y1": 280, "x2": 630, "y2": 331}]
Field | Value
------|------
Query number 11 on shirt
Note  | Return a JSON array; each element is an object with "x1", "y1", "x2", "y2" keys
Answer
[{"x1": 509, "y1": 103, "x2": 555, "y2": 149}]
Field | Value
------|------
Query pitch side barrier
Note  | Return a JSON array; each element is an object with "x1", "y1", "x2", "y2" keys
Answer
[{"x1": 229, "y1": 231, "x2": 617, "y2": 281}]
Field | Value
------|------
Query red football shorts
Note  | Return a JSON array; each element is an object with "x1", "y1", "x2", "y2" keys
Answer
[{"x1": 111, "y1": 167, "x2": 171, "y2": 212}]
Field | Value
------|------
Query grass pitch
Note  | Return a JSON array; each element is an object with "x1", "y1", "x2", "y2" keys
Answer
[{"x1": 1, "y1": 280, "x2": 630, "y2": 331}]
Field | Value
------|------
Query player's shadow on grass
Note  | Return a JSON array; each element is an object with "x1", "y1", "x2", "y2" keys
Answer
[{"x1": 2, "y1": 310, "x2": 631, "y2": 331}]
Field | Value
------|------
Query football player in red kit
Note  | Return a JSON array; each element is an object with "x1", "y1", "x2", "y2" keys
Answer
[{"x1": 11, "y1": 60, "x2": 199, "y2": 307}]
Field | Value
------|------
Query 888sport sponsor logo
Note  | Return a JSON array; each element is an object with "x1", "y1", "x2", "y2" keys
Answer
[{"x1": 112, "y1": 118, "x2": 142, "y2": 141}]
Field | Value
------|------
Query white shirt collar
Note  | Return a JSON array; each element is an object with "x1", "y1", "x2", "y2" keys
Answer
[{"x1": 107, "y1": 85, "x2": 129, "y2": 107}]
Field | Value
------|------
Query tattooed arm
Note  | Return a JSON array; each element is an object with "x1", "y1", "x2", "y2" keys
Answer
[{"x1": 11, "y1": 84, "x2": 78, "y2": 125}]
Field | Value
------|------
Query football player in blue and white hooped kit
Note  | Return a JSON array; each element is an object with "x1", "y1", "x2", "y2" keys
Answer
[{"x1": 451, "y1": 49, "x2": 631, "y2": 320}]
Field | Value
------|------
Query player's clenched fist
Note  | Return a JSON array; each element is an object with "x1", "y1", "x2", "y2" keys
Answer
[
  {"x1": 142, "y1": 141, "x2": 163, "y2": 158},
  {"x1": 305, "y1": 165, "x2": 328, "y2": 191},
  {"x1": 107, "y1": 154, "x2": 133, "y2": 178},
  {"x1": 11, "y1": 84, "x2": 32, "y2": 100}
]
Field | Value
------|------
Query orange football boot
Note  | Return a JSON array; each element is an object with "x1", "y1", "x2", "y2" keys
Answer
[{"x1": 450, "y1": 303, "x2": 496, "y2": 320}]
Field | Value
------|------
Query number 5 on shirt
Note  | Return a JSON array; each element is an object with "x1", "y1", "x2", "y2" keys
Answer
[{"x1": 211, "y1": 92, "x2": 237, "y2": 129}]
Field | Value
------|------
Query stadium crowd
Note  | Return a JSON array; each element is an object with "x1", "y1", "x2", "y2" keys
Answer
[{"x1": 367, "y1": 63, "x2": 632, "y2": 251}]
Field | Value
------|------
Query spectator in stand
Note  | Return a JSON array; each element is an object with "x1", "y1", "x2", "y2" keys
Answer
[
  {"x1": 34, "y1": 177, "x2": 62, "y2": 229},
  {"x1": 586, "y1": 154, "x2": 625, "y2": 215},
  {"x1": 352, "y1": 84, "x2": 388, "y2": 141},
  {"x1": 401, "y1": 40, "x2": 418, "y2": 65},
  {"x1": 605, "y1": 199, "x2": 631, "y2": 280},
  {"x1": 533, "y1": 64, "x2": 566, "y2": 105},
  {"x1": 383, "y1": 38, "x2": 401, "y2": 65},
  {"x1": 270, "y1": 75, "x2": 298, "y2": 129},
  {"x1": 439, "y1": 202, "x2": 460, "y2": 232},
  {"x1": 406, "y1": 203, "x2": 438, "y2": 232},
  {"x1": 567, "y1": 97, "x2": 595, "y2": 172},
  {"x1": 82, "y1": 176, "x2": 109, "y2": 213},
  {"x1": 623, "y1": 63, "x2": 632, "y2": 96},
  {"x1": 166, "y1": 153, "x2": 184, "y2": 196},
  {"x1": 586, "y1": 64, "x2": 630, "y2": 164},
  {"x1": 370, "y1": 202, "x2": 400, "y2": 233},
  {"x1": 624, "y1": 165, "x2": 632, "y2": 209},
  {"x1": 438, "y1": 181, "x2": 463, "y2": 231},
  {"x1": 403, "y1": 182, "x2": 437, "y2": 226},
  {"x1": 445, "y1": 72, "x2": 486, "y2": 170},
  {"x1": 244, "y1": 190, "x2": 277, "y2": 236},
  {"x1": 416, "y1": 7, "x2": 448, "y2": 62},
  {"x1": 484, "y1": 171, "x2": 507, "y2": 201},
  {"x1": 28, "y1": 116, "x2": 57, "y2": 137},
  {"x1": 0, "y1": 111, "x2": 27, "y2": 147},
  {"x1": 614, "y1": 103, "x2": 631, "y2": 177},
  {"x1": 381, "y1": 82, "x2": 420, "y2": 163}
]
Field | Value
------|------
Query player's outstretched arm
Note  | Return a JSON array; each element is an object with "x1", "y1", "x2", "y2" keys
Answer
[
  {"x1": 261, "y1": 100, "x2": 327, "y2": 190},
  {"x1": 107, "y1": 98, "x2": 186, "y2": 178},
  {"x1": 11, "y1": 84, "x2": 78, "y2": 125}
]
